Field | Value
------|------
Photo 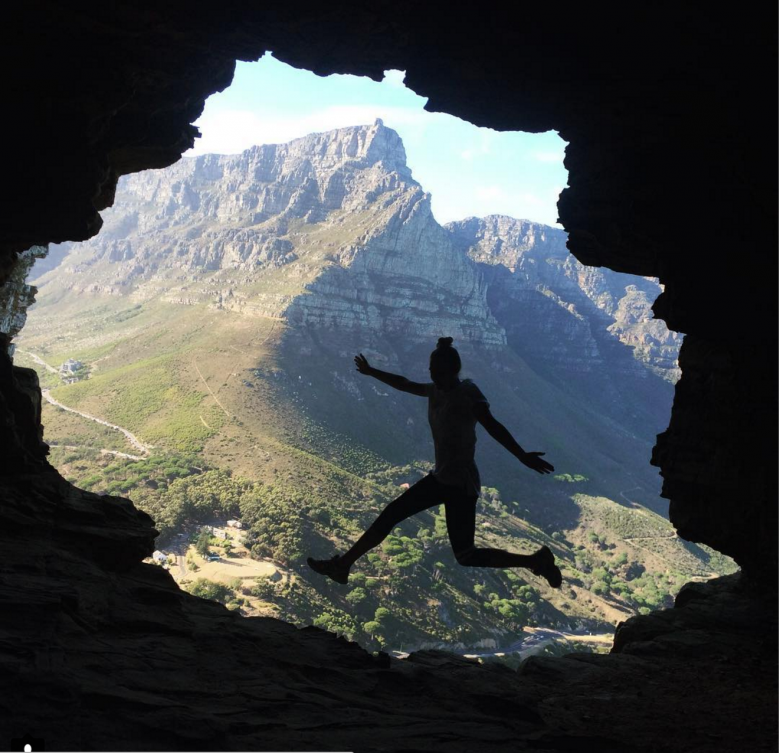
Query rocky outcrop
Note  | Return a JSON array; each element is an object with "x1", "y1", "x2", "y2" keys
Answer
[
  {"x1": 35, "y1": 128, "x2": 684, "y2": 371},
  {"x1": 0, "y1": 246, "x2": 47, "y2": 354},
  {"x1": 38, "y1": 122, "x2": 505, "y2": 346},
  {"x1": 652, "y1": 337, "x2": 774, "y2": 576},
  {"x1": 447, "y1": 215, "x2": 682, "y2": 381}
]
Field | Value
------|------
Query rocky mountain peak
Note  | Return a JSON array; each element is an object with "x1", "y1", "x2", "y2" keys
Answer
[
  {"x1": 32, "y1": 126, "x2": 680, "y2": 368},
  {"x1": 448, "y1": 215, "x2": 567, "y2": 268},
  {"x1": 238, "y1": 119, "x2": 413, "y2": 180}
]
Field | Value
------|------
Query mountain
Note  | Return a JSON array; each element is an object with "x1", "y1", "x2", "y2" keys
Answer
[
  {"x1": 30, "y1": 120, "x2": 680, "y2": 503},
  {"x1": 446, "y1": 215, "x2": 682, "y2": 438},
  {"x1": 18, "y1": 122, "x2": 725, "y2": 653},
  {"x1": 44, "y1": 120, "x2": 503, "y2": 345}
]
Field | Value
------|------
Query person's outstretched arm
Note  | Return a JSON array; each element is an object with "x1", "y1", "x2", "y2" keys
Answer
[
  {"x1": 474, "y1": 402, "x2": 554, "y2": 474},
  {"x1": 354, "y1": 353, "x2": 429, "y2": 397}
]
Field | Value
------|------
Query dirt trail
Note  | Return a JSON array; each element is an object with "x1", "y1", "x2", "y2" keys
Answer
[
  {"x1": 193, "y1": 358, "x2": 232, "y2": 418},
  {"x1": 42, "y1": 389, "x2": 152, "y2": 455},
  {"x1": 16, "y1": 349, "x2": 59, "y2": 374},
  {"x1": 48, "y1": 442, "x2": 145, "y2": 461}
]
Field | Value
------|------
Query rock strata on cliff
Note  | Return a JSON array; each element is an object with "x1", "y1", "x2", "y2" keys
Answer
[
  {"x1": 35, "y1": 123, "x2": 683, "y2": 376},
  {"x1": 39, "y1": 121, "x2": 504, "y2": 346},
  {"x1": 447, "y1": 215, "x2": 681, "y2": 382}
]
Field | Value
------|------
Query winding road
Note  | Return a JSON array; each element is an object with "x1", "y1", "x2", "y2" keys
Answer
[
  {"x1": 17, "y1": 348, "x2": 154, "y2": 456},
  {"x1": 464, "y1": 627, "x2": 614, "y2": 661},
  {"x1": 41, "y1": 389, "x2": 152, "y2": 455}
]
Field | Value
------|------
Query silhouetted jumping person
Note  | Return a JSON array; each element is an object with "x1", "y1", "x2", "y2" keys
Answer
[{"x1": 307, "y1": 337, "x2": 562, "y2": 588}]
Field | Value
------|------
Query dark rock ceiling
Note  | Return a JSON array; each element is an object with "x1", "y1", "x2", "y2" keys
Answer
[
  {"x1": 0, "y1": 2, "x2": 776, "y2": 750},
  {"x1": 3, "y1": 0, "x2": 775, "y2": 572}
]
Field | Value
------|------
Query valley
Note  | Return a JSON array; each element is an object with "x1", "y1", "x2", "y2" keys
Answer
[{"x1": 14, "y1": 121, "x2": 736, "y2": 655}]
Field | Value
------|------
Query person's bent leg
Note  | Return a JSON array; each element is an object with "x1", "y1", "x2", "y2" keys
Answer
[
  {"x1": 338, "y1": 474, "x2": 441, "y2": 570},
  {"x1": 444, "y1": 496, "x2": 562, "y2": 587},
  {"x1": 443, "y1": 496, "x2": 536, "y2": 567}
]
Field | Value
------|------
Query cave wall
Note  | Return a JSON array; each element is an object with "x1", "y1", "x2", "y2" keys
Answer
[{"x1": 0, "y1": 2, "x2": 776, "y2": 577}]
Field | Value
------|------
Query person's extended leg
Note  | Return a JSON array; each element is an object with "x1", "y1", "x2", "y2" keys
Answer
[
  {"x1": 444, "y1": 495, "x2": 563, "y2": 588},
  {"x1": 307, "y1": 474, "x2": 442, "y2": 583}
]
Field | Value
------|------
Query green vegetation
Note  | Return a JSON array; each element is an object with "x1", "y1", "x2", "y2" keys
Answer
[{"x1": 17, "y1": 279, "x2": 738, "y2": 655}]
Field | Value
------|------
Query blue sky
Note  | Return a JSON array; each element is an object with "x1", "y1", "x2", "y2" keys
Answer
[{"x1": 188, "y1": 54, "x2": 568, "y2": 227}]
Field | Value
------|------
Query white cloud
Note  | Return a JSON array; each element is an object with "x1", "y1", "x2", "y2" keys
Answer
[
  {"x1": 382, "y1": 70, "x2": 407, "y2": 88},
  {"x1": 533, "y1": 150, "x2": 565, "y2": 163},
  {"x1": 188, "y1": 104, "x2": 446, "y2": 156}
]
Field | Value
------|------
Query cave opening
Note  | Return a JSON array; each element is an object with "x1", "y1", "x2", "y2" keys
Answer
[
  {"x1": 0, "y1": 6, "x2": 774, "y2": 751},
  {"x1": 9, "y1": 53, "x2": 733, "y2": 659}
]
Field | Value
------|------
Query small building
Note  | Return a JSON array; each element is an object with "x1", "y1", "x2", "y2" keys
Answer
[
  {"x1": 59, "y1": 359, "x2": 84, "y2": 375},
  {"x1": 226, "y1": 519, "x2": 243, "y2": 529},
  {"x1": 399, "y1": 483, "x2": 410, "y2": 490},
  {"x1": 152, "y1": 550, "x2": 167, "y2": 564},
  {"x1": 214, "y1": 529, "x2": 227, "y2": 540}
]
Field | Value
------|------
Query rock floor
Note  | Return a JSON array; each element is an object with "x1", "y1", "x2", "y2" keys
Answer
[{"x1": 0, "y1": 473, "x2": 776, "y2": 752}]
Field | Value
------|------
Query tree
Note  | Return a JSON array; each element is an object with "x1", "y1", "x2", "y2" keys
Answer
[
  {"x1": 345, "y1": 587, "x2": 367, "y2": 605},
  {"x1": 187, "y1": 578, "x2": 233, "y2": 604},
  {"x1": 195, "y1": 529, "x2": 212, "y2": 558},
  {"x1": 250, "y1": 576, "x2": 277, "y2": 600},
  {"x1": 374, "y1": 607, "x2": 391, "y2": 623}
]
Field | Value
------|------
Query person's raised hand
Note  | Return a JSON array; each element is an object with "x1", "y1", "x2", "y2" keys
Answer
[
  {"x1": 520, "y1": 451, "x2": 554, "y2": 474},
  {"x1": 354, "y1": 353, "x2": 372, "y2": 375}
]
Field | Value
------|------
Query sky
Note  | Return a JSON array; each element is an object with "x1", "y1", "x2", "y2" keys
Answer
[{"x1": 188, "y1": 54, "x2": 568, "y2": 227}]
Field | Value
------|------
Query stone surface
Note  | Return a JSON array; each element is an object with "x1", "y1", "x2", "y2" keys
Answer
[
  {"x1": 0, "y1": 246, "x2": 47, "y2": 354},
  {"x1": 0, "y1": 473, "x2": 774, "y2": 751},
  {"x1": 0, "y1": 3, "x2": 775, "y2": 751},
  {"x1": 447, "y1": 215, "x2": 682, "y2": 381}
]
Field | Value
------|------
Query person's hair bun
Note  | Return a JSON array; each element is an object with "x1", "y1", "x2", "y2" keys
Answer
[{"x1": 437, "y1": 337, "x2": 454, "y2": 348}]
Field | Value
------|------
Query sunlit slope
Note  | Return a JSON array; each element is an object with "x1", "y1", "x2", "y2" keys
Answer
[
  {"x1": 16, "y1": 292, "x2": 735, "y2": 650},
  {"x1": 14, "y1": 122, "x2": 729, "y2": 651},
  {"x1": 21, "y1": 287, "x2": 663, "y2": 520}
]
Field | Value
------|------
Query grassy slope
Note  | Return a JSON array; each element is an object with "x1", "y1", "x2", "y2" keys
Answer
[{"x1": 15, "y1": 290, "x2": 737, "y2": 653}]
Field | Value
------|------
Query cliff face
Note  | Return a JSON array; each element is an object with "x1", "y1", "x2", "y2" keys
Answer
[
  {"x1": 447, "y1": 215, "x2": 682, "y2": 382},
  {"x1": 38, "y1": 124, "x2": 683, "y2": 375},
  {"x1": 0, "y1": 4, "x2": 775, "y2": 751},
  {"x1": 44, "y1": 121, "x2": 504, "y2": 346}
]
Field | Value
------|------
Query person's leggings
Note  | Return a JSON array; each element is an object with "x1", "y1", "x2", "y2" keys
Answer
[{"x1": 339, "y1": 473, "x2": 537, "y2": 569}]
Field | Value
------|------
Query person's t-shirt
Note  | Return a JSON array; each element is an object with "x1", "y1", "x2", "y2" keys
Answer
[{"x1": 425, "y1": 378, "x2": 489, "y2": 497}]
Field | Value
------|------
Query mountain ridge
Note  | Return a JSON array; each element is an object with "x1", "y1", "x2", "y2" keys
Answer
[
  {"x1": 33, "y1": 121, "x2": 680, "y2": 378},
  {"x1": 13, "y1": 121, "x2": 727, "y2": 653}
]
